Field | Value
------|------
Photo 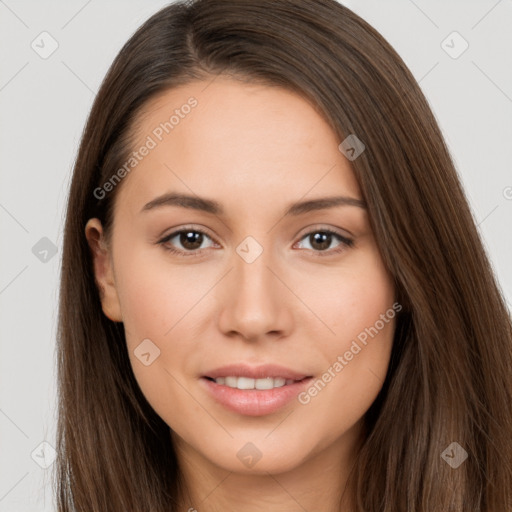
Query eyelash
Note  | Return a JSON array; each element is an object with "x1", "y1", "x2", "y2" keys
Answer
[{"x1": 157, "y1": 226, "x2": 354, "y2": 258}]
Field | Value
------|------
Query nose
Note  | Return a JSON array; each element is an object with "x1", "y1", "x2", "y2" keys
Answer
[{"x1": 217, "y1": 244, "x2": 294, "y2": 342}]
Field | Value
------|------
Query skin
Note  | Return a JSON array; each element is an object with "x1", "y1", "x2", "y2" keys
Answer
[{"x1": 85, "y1": 76, "x2": 397, "y2": 512}]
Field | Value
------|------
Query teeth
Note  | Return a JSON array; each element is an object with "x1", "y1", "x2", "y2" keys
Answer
[{"x1": 213, "y1": 376, "x2": 295, "y2": 389}]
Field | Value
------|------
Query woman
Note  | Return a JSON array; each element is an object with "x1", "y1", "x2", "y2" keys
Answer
[{"x1": 55, "y1": 0, "x2": 512, "y2": 510}]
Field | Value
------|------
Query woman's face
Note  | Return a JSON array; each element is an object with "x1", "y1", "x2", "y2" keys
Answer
[{"x1": 86, "y1": 77, "x2": 397, "y2": 475}]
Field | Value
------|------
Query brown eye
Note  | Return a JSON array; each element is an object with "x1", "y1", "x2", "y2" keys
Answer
[
  {"x1": 159, "y1": 227, "x2": 217, "y2": 256},
  {"x1": 295, "y1": 229, "x2": 354, "y2": 255}
]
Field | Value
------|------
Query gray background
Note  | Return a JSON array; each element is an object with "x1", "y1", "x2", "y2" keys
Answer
[{"x1": 0, "y1": 1, "x2": 511, "y2": 510}]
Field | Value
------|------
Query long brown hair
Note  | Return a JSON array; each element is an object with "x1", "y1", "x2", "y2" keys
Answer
[{"x1": 55, "y1": 0, "x2": 512, "y2": 510}]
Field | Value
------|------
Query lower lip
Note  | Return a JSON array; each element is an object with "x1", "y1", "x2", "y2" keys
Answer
[{"x1": 200, "y1": 377, "x2": 313, "y2": 416}]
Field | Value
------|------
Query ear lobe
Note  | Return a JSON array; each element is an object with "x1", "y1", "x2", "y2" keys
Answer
[{"x1": 84, "y1": 218, "x2": 123, "y2": 322}]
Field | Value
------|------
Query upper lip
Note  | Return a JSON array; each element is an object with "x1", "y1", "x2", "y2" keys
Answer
[{"x1": 203, "y1": 364, "x2": 311, "y2": 381}]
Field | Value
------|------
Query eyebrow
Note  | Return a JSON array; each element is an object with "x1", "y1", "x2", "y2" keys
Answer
[{"x1": 140, "y1": 192, "x2": 367, "y2": 216}]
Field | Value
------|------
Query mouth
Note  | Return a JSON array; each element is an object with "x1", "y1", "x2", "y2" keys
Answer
[
  {"x1": 200, "y1": 363, "x2": 314, "y2": 415},
  {"x1": 199, "y1": 375, "x2": 313, "y2": 417}
]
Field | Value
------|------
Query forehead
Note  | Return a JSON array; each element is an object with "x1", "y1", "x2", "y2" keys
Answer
[{"x1": 118, "y1": 77, "x2": 362, "y2": 214}]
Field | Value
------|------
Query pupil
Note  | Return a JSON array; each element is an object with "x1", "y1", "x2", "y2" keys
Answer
[
  {"x1": 311, "y1": 232, "x2": 331, "y2": 251},
  {"x1": 181, "y1": 231, "x2": 202, "y2": 250}
]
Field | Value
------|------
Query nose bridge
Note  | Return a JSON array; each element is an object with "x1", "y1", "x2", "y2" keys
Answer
[
  {"x1": 233, "y1": 238, "x2": 278, "y2": 311},
  {"x1": 217, "y1": 236, "x2": 292, "y2": 339}
]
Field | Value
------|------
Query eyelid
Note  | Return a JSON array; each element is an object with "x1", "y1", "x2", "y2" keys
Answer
[
  {"x1": 157, "y1": 224, "x2": 218, "y2": 244},
  {"x1": 293, "y1": 223, "x2": 354, "y2": 241}
]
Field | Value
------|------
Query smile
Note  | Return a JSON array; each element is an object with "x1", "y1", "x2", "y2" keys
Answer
[{"x1": 205, "y1": 376, "x2": 304, "y2": 389}]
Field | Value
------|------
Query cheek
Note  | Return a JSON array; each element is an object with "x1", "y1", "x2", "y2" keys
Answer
[
  {"x1": 115, "y1": 244, "x2": 212, "y2": 341},
  {"x1": 112, "y1": 242, "x2": 221, "y2": 400},
  {"x1": 297, "y1": 243, "x2": 396, "y2": 346},
  {"x1": 295, "y1": 244, "x2": 396, "y2": 421},
  {"x1": 113, "y1": 248, "x2": 206, "y2": 418}
]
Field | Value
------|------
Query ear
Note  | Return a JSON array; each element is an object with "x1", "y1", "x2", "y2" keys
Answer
[{"x1": 84, "y1": 218, "x2": 123, "y2": 322}]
